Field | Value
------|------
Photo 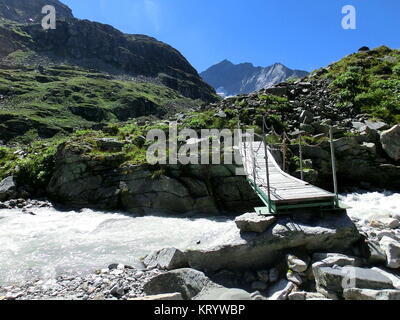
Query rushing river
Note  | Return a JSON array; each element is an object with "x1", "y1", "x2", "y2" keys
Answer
[{"x1": 0, "y1": 191, "x2": 399, "y2": 285}]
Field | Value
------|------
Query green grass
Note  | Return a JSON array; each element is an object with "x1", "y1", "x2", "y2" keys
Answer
[{"x1": 312, "y1": 46, "x2": 400, "y2": 124}]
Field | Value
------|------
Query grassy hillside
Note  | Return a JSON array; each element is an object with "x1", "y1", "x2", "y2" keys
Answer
[
  {"x1": 311, "y1": 45, "x2": 400, "y2": 124},
  {"x1": 0, "y1": 64, "x2": 202, "y2": 143}
]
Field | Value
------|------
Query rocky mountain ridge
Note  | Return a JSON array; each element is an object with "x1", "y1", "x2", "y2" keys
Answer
[
  {"x1": 0, "y1": 0, "x2": 217, "y2": 102},
  {"x1": 200, "y1": 59, "x2": 308, "y2": 97}
]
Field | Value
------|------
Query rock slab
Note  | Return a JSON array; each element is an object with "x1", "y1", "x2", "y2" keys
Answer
[
  {"x1": 235, "y1": 212, "x2": 276, "y2": 233},
  {"x1": 185, "y1": 213, "x2": 360, "y2": 271}
]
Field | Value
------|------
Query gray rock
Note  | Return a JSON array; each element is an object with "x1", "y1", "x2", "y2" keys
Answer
[
  {"x1": 380, "y1": 124, "x2": 400, "y2": 161},
  {"x1": 234, "y1": 212, "x2": 276, "y2": 233},
  {"x1": 287, "y1": 254, "x2": 309, "y2": 273},
  {"x1": 185, "y1": 214, "x2": 360, "y2": 271},
  {"x1": 110, "y1": 285, "x2": 124, "y2": 297},
  {"x1": 379, "y1": 236, "x2": 400, "y2": 269},
  {"x1": 352, "y1": 122, "x2": 367, "y2": 132},
  {"x1": 313, "y1": 266, "x2": 394, "y2": 299},
  {"x1": 195, "y1": 288, "x2": 251, "y2": 300},
  {"x1": 143, "y1": 248, "x2": 188, "y2": 271},
  {"x1": 95, "y1": 138, "x2": 124, "y2": 152},
  {"x1": 288, "y1": 291, "x2": 327, "y2": 301},
  {"x1": 0, "y1": 176, "x2": 16, "y2": 201},
  {"x1": 364, "y1": 120, "x2": 389, "y2": 131},
  {"x1": 267, "y1": 279, "x2": 296, "y2": 300},
  {"x1": 343, "y1": 288, "x2": 400, "y2": 300},
  {"x1": 143, "y1": 268, "x2": 218, "y2": 300},
  {"x1": 371, "y1": 267, "x2": 400, "y2": 289},
  {"x1": 312, "y1": 253, "x2": 362, "y2": 268}
]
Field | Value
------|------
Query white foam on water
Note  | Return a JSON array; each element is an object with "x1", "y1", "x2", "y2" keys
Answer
[
  {"x1": 0, "y1": 207, "x2": 234, "y2": 285},
  {"x1": 340, "y1": 191, "x2": 400, "y2": 223}
]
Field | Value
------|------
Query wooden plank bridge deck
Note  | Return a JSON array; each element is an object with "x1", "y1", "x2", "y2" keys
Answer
[{"x1": 241, "y1": 140, "x2": 337, "y2": 214}]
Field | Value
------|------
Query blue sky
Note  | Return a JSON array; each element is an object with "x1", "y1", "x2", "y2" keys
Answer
[{"x1": 62, "y1": 0, "x2": 400, "y2": 73}]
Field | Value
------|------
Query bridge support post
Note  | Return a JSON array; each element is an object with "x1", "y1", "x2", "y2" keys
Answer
[
  {"x1": 262, "y1": 117, "x2": 272, "y2": 213},
  {"x1": 282, "y1": 138, "x2": 286, "y2": 172},
  {"x1": 298, "y1": 133, "x2": 304, "y2": 181},
  {"x1": 329, "y1": 126, "x2": 339, "y2": 207}
]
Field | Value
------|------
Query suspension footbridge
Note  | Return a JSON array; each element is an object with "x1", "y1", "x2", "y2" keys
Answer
[{"x1": 238, "y1": 121, "x2": 343, "y2": 215}]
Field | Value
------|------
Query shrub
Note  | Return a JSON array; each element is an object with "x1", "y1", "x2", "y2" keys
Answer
[{"x1": 16, "y1": 145, "x2": 58, "y2": 189}]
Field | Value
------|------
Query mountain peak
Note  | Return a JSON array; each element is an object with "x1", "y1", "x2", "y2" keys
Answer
[{"x1": 200, "y1": 60, "x2": 308, "y2": 97}]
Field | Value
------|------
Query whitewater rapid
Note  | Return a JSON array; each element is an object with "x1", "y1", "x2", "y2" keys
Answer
[
  {"x1": 340, "y1": 191, "x2": 400, "y2": 223},
  {"x1": 0, "y1": 208, "x2": 235, "y2": 285},
  {"x1": 0, "y1": 191, "x2": 399, "y2": 286}
]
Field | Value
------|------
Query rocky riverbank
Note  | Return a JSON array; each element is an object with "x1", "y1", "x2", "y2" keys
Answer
[{"x1": 0, "y1": 263, "x2": 164, "y2": 300}]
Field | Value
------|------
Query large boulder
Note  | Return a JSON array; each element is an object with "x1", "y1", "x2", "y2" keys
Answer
[
  {"x1": 143, "y1": 248, "x2": 188, "y2": 271},
  {"x1": 313, "y1": 266, "x2": 394, "y2": 299},
  {"x1": 0, "y1": 176, "x2": 17, "y2": 201},
  {"x1": 343, "y1": 288, "x2": 400, "y2": 300},
  {"x1": 380, "y1": 124, "x2": 400, "y2": 161},
  {"x1": 184, "y1": 213, "x2": 360, "y2": 271},
  {"x1": 143, "y1": 268, "x2": 219, "y2": 300}
]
